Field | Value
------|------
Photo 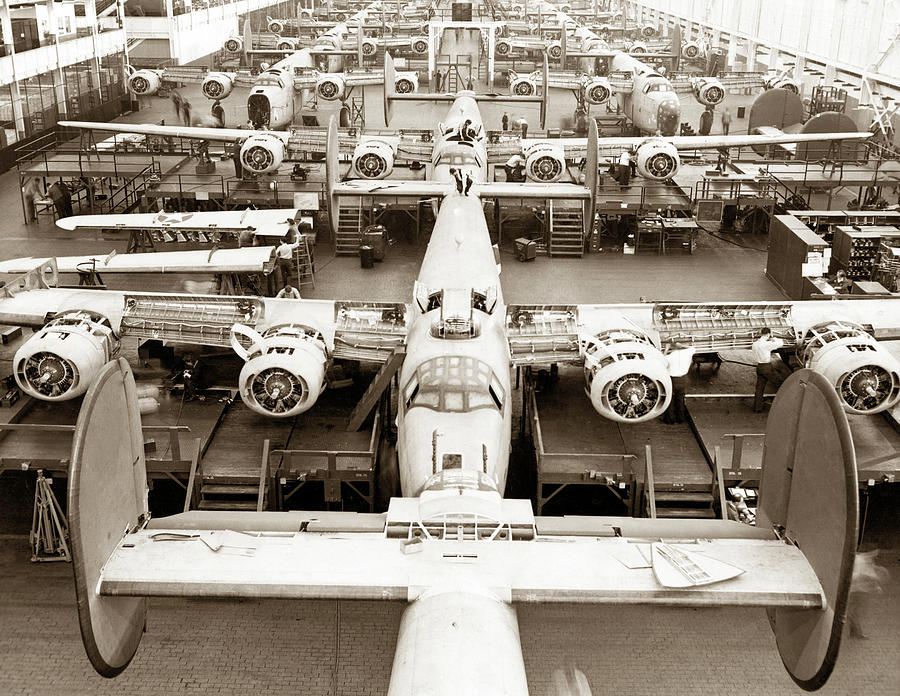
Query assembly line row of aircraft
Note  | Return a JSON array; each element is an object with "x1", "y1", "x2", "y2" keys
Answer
[{"x1": 2, "y1": 56, "x2": 899, "y2": 692}]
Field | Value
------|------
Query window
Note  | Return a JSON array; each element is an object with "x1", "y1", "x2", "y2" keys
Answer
[{"x1": 402, "y1": 356, "x2": 505, "y2": 413}]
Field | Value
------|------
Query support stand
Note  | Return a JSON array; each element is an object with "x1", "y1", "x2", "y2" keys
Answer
[{"x1": 30, "y1": 470, "x2": 71, "y2": 563}]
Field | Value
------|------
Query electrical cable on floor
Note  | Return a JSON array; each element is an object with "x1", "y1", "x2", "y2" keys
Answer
[{"x1": 695, "y1": 222, "x2": 767, "y2": 252}]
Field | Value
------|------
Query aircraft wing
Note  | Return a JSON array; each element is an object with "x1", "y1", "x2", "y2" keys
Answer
[
  {"x1": 0, "y1": 247, "x2": 278, "y2": 276},
  {"x1": 55, "y1": 209, "x2": 302, "y2": 233},
  {"x1": 0, "y1": 262, "x2": 408, "y2": 361},
  {"x1": 505, "y1": 299, "x2": 900, "y2": 367},
  {"x1": 333, "y1": 179, "x2": 450, "y2": 198},
  {"x1": 155, "y1": 67, "x2": 258, "y2": 90},
  {"x1": 59, "y1": 120, "x2": 276, "y2": 144},
  {"x1": 513, "y1": 130, "x2": 871, "y2": 160}
]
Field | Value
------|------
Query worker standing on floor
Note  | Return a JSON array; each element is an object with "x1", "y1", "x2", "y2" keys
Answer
[{"x1": 751, "y1": 328, "x2": 791, "y2": 412}]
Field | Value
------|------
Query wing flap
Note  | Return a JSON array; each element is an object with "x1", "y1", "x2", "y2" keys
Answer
[{"x1": 98, "y1": 522, "x2": 822, "y2": 607}]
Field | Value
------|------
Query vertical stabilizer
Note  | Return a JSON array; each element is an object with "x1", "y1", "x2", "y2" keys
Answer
[
  {"x1": 325, "y1": 116, "x2": 340, "y2": 240},
  {"x1": 68, "y1": 357, "x2": 148, "y2": 676},
  {"x1": 758, "y1": 369, "x2": 858, "y2": 691}
]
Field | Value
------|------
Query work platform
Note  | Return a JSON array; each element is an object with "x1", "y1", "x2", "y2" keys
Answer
[
  {"x1": 527, "y1": 366, "x2": 713, "y2": 517},
  {"x1": 688, "y1": 394, "x2": 900, "y2": 490}
]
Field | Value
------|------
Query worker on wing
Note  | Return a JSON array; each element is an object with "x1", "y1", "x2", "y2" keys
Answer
[{"x1": 751, "y1": 328, "x2": 792, "y2": 413}]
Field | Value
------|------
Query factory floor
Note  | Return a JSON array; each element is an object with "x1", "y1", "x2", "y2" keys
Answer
[{"x1": 0, "y1": 76, "x2": 898, "y2": 695}]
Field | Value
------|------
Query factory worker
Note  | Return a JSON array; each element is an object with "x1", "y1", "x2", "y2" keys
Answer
[{"x1": 751, "y1": 328, "x2": 791, "y2": 413}]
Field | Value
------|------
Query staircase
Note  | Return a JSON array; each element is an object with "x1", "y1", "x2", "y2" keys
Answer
[
  {"x1": 336, "y1": 200, "x2": 363, "y2": 255},
  {"x1": 198, "y1": 475, "x2": 267, "y2": 511},
  {"x1": 643, "y1": 444, "x2": 717, "y2": 519},
  {"x1": 548, "y1": 202, "x2": 584, "y2": 257},
  {"x1": 647, "y1": 489, "x2": 717, "y2": 518}
]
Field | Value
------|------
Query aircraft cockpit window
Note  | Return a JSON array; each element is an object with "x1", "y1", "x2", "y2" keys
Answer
[
  {"x1": 644, "y1": 82, "x2": 673, "y2": 93},
  {"x1": 427, "y1": 291, "x2": 443, "y2": 312},
  {"x1": 403, "y1": 356, "x2": 505, "y2": 413}
]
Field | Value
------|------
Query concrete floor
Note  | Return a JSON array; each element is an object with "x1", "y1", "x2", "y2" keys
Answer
[{"x1": 0, "y1": 45, "x2": 898, "y2": 696}]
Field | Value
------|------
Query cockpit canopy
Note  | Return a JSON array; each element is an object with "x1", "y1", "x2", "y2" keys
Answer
[
  {"x1": 643, "y1": 80, "x2": 673, "y2": 93},
  {"x1": 403, "y1": 356, "x2": 506, "y2": 414}
]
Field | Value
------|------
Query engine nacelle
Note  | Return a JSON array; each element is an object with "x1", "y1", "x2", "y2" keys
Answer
[
  {"x1": 496, "y1": 39, "x2": 512, "y2": 55},
  {"x1": 509, "y1": 73, "x2": 537, "y2": 96},
  {"x1": 583, "y1": 329, "x2": 671, "y2": 423},
  {"x1": 316, "y1": 74, "x2": 345, "y2": 101},
  {"x1": 268, "y1": 18, "x2": 285, "y2": 34},
  {"x1": 640, "y1": 22, "x2": 657, "y2": 38},
  {"x1": 231, "y1": 324, "x2": 327, "y2": 418},
  {"x1": 584, "y1": 76, "x2": 612, "y2": 105},
  {"x1": 276, "y1": 37, "x2": 298, "y2": 51},
  {"x1": 14, "y1": 311, "x2": 118, "y2": 402},
  {"x1": 547, "y1": 41, "x2": 562, "y2": 59},
  {"x1": 523, "y1": 142, "x2": 566, "y2": 182},
  {"x1": 692, "y1": 77, "x2": 725, "y2": 107},
  {"x1": 360, "y1": 38, "x2": 378, "y2": 57},
  {"x1": 800, "y1": 322, "x2": 900, "y2": 415},
  {"x1": 635, "y1": 140, "x2": 680, "y2": 180},
  {"x1": 627, "y1": 41, "x2": 648, "y2": 54},
  {"x1": 351, "y1": 140, "x2": 395, "y2": 179},
  {"x1": 128, "y1": 70, "x2": 163, "y2": 96},
  {"x1": 765, "y1": 75, "x2": 800, "y2": 93},
  {"x1": 411, "y1": 37, "x2": 429, "y2": 54},
  {"x1": 240, "y1": 133, "x2": 286, "y2": 174},
  {"x1": 395, "y1": 72, "x2": 419, "y2": 94},
  {"x1": 224, "y1": 36, "x2": 243, "y2": 53},
  {"x1": 201, "y1": 72, "x2": 235, "y2": 100},
  {"x1": 682, "y1": 40, "x2": 701, "y2": 59}
]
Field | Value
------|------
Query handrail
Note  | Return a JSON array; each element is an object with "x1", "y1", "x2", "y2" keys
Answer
[
  {"x1": 256, "y1": 437, "x2": 270, "y2": 512},
  {"x1": 714, "y1": 445, "x2": 727, "y2": 521},
  {"x1": 645, "y1": 443, "x2": 656, "y2": 519},
  {"x1": 182, "y1": 438, "x2": 203, "y2": 513}
]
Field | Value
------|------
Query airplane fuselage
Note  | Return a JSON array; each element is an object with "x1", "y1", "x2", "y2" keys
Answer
[
  {"x1": 248, "y1": 50, "x2": 313, "y2": 129},
  {"x1": 395, "y1": 94, "x2": 512, "y2": 498}
]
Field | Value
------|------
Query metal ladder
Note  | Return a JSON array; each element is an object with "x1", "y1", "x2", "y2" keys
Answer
[{"x1": 295, "y1": 234, "x2": 315, "y2": 288}]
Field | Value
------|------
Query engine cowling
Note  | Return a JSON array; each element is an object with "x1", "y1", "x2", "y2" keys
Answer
[
  {"x1": 411, "y1": 37, "x2": 429, "y2": 54},
  {"x1": 547, "y1": 41, "x2": 562, "y2": 59},
  {"x1": 635, "y1": 140, "x2": 680, "y2": 180},
  {"x1": 640, "y1": 22, "x2": 657, "y2": 38},
  {"x1": 692, "y1": 77, "x2": 725, "y2": 107},
  {"x1": 276, "y1": 37, "x2": 298, "y2": 51},
  {"x1": 14, "y1": 311, "x2": 118, "y2": 402},
  {"x1": 360, "y1": 38, "x2": 378, "y2": 57},
  {"x1": 240, "y1": 133, "x2": 286, "y2": 174},
  {"x1": 583, "y1": 329, "x2": 671, "y2": 423},
  {"x1": 765, "y1": 75, "x2": 800, "y2": 93},
  {"x1": 224, "y1": 36, "x2": 243, "y2": 53},
  {"x1": 316, "y1": 75, "x2": 345, "y2": 101},
  {"x1": 128, "y1": 70, "x2": 162, "y2": 96},
  {"x1": 800, "y1": 322, "x2": 900, "y2": 415},
  {"x1": 523, "y1": 142, "x2": 566, "y2": 182},
  {"x1": 509, "y1": 74, "x2": 537, "y2": 96},
  {"x1": 201, "y1": 72, "x2": 235, "y2": 100},
  {"x1": 395, "y1": 72, "x2": 419, "y2": 94},
  {"x1": 268, "y1": 18, "x2": 285, "y2": 34},
  {"x1": 682, "y1": 41, "x2": 701, "y2": 59},
  {"x1": 628, "y1": 41, "x2": 648, "y2": 54},
  {"x1": 583, "y1": 76, "x2": 612, "y2": 105},
  {"x1": 231, "y1": 324, "x2": 327, "y2": 418},
  {"x1": 351, "y1": 140, "x2": 395, "y2": 179},
  {"x1": 496, "y1": 39, "x2": 512, "y2": 55}
]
